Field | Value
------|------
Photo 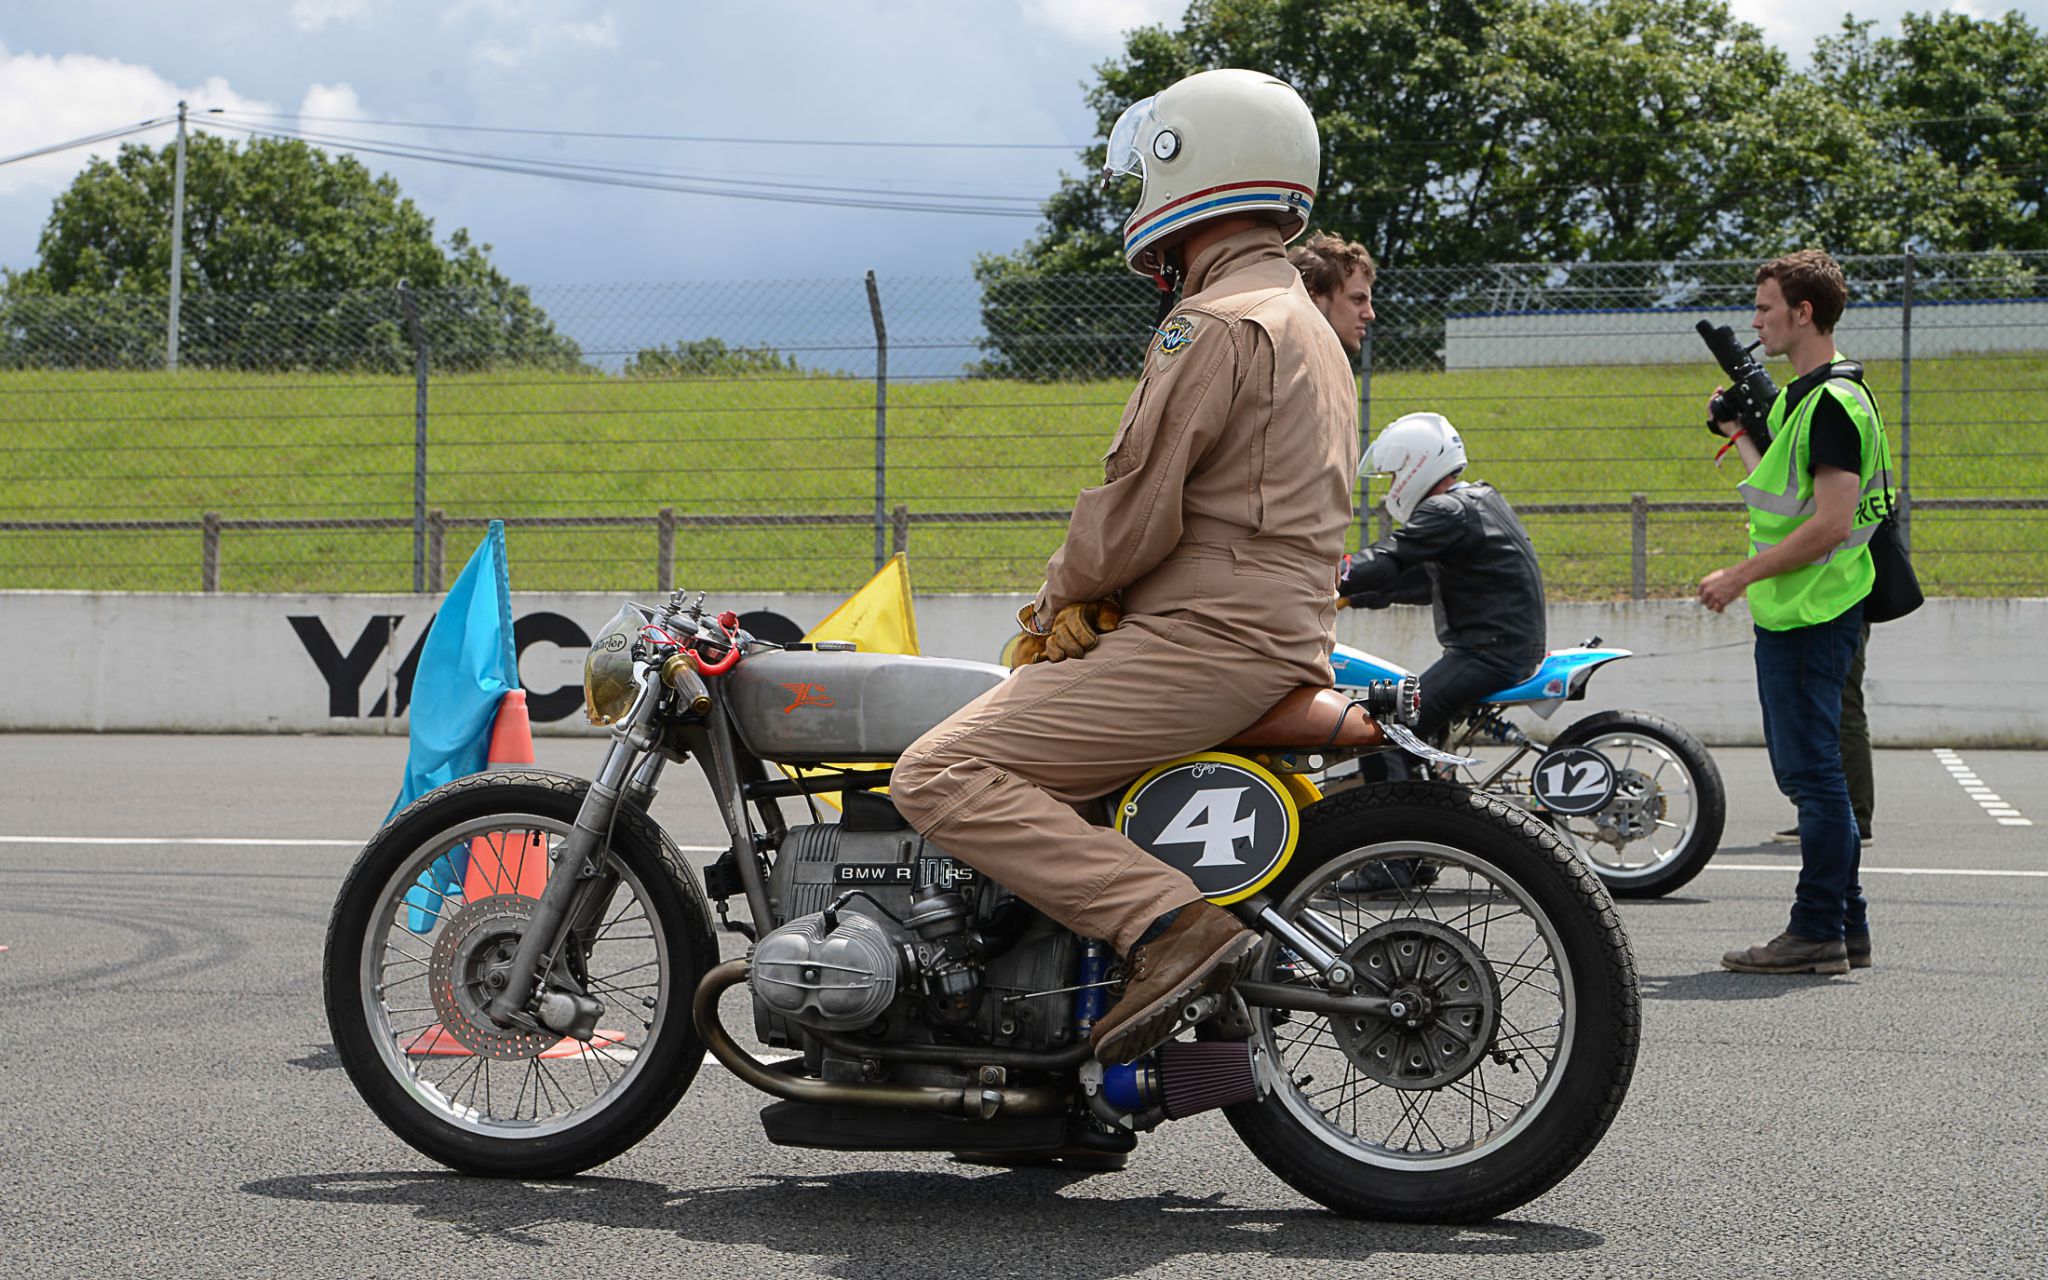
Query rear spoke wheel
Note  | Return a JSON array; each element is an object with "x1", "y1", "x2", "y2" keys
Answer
[{"x1": 1215, "y1": 781, "x2": 1638, "y2": 1222}]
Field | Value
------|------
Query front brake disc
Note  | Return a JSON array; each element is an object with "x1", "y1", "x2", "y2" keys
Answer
[{"x1": 427, "y1": 894, "x2": 558, "y2": 1059}]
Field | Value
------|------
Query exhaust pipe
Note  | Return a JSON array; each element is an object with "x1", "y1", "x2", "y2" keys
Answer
[{"x1": 690, "y1": 959, "x2": 1070, "y2": 1119}]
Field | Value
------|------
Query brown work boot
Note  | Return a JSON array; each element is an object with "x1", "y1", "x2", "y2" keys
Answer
[
  {"x1": 1091, "y1": 902, "x2": 1258, "y2": 1065},
  {"x1": 1721, "y1": 931, "x2": 1850, "y2": 976},
  {"x1": 1846, "y1": 933, "x2": 1872, "y2": 970}
]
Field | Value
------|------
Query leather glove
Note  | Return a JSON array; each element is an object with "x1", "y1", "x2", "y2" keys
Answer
[
  {"x1": 1008, "y1": 632, "x2": 1049, "y2": 670},
  {"x1": 1043, "y1": 598, "x2": 1122, "y2": 663}
]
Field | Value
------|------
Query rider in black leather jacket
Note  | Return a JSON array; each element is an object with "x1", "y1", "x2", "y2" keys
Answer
[{"x1": 1339, "y1": 414, "x2": 1547, "y2": 746}]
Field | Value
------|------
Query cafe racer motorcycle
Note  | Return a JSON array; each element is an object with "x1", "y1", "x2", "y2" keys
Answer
[{"x1": 324, "y1": 590, "x2": 1640, "y2": 1222}]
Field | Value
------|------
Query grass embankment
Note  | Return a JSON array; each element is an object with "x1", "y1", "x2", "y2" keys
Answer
[{"x1": 0, "y1": 357, "x2": 2040, "y2": 596}]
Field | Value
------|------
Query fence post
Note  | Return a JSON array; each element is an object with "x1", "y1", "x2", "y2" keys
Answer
[
  {"x1": 1898, "y1": 246, "x2": 1914, "y2": 549},
  {"x1": 1630, "y1": 492, "x2": 1648, "y2": 601},
  {"x1": 658, "y1": 506, "x2": 675, "y2": 592},
  {"x1": 866, "y1": 271, "x2": 889, "y2": 572},
  {"x1": 398, "y1": 281, "x2": 429, "y2": 593},
  {"x1": 427, "y1": 508, "x2": 446, "y2": 593},
  {"x1": 201, "y1": 511, "x2": 220, "y2": 593},
  {"x1": 1355, "y1": 330, "x2": 1374, "y2": 550},
  {"x1": 891, "y1": 504, "x2": 910, "y2": 558}
]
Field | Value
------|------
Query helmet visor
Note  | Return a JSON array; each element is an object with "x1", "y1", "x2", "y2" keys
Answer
[{"x1": 1101, "y1": 95, "x2": 1158, "y2": 188}]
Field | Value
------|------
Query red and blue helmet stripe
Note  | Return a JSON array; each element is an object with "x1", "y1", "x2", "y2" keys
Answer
[{"x1": 1125, "y1": 180, "x2": 1313, "y2": 260}]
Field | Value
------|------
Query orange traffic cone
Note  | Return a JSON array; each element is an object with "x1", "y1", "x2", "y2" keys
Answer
[
  {"x1": 463, "y1": 690, "x2": 546, "y2": 900},
  {"x1": 406, "y1": 690, "x2": 629, "y2": 1061}
]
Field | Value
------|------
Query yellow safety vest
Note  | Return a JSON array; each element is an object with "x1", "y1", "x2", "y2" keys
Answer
[{"x1": 1738, "y1": 362, "x2": 1896, "y2": 630}]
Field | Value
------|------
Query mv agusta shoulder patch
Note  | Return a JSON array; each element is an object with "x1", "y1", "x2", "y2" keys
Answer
[
  {"x1": 1115, "y1": 752, "x2": 1299, "y2": 905},
  {"x1": 1152, "y1": 313, "x2": 1199, "y2": 360}
]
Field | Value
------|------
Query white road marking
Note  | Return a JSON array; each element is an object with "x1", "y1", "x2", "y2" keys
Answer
[
  {"x1": 1707, "y1": 864, "x2": 2048, "y2": 878},
  {"x1": 10, "y1": 836, "x2": 2040, "y2": 878},
  {"x1": 1932, "y1": 748, "x2": 2032, "y2": 827},
  {"x1": 0, "y1": 835, "x2": 729, "y2": 852},
  {"x1": 0, "y1": 836, "x2": 362, "y2": 847}
]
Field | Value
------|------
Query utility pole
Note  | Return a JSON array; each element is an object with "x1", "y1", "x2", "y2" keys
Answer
[{"x1": 167, "y1": 100, "x2": 188, "y2": 372}]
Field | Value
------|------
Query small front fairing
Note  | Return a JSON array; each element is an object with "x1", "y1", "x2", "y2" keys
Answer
[{"x1": 723, "y1": 650, "x2": 1008, "y2": 764}]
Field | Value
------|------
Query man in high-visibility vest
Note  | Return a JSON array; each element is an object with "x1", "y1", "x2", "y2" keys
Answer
[{"x1": 1699, "y1": 249, "x2": 1896, "y2": 976}]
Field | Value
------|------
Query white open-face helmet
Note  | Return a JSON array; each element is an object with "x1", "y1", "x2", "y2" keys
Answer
[
  {"x1": 1102, "y1": 68, "x2": 1320, "y2": 278},
  {"x1": 1364, "y1": 412, "x2": 1467, "y2": 524}
]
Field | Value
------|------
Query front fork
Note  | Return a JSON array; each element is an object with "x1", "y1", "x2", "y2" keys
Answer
[{"x1": 484, "y1": 671, "x2": 663, "y2": 1034}]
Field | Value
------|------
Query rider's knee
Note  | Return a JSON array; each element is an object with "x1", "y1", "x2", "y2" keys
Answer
[{"x1": 889, "y1": 736, "x2": 946, "y2": 825}]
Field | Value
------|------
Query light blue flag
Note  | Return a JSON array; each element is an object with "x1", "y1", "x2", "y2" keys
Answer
[{"x1": 392, "y1": 520, "x2": 519, "y2": 933}]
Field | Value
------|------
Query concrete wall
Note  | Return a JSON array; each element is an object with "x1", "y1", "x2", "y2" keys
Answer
[
  {"x1": 1443, "y1": 298, "x2": 2048, "y2": 369},
  {"x1": 2, "y1": 591, "x2": 2041, "y2": 746}
]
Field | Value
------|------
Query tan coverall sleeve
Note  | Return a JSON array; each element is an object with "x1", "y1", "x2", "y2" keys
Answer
[{"x1": 1032, "y1": 319, "x2": 1251, "y2": 623}]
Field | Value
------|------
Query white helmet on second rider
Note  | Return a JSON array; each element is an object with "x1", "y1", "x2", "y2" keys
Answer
[
  {"x1": 1102, "y1": 69, "x2": 1320, "y2": 280},
  {"x1": 1365, "y1": 412, "x2": 1467, "y2": 524}
]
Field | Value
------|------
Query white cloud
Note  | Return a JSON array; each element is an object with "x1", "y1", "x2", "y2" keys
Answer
[
  {"x1": 474, "y1": 40, "x2": 523, "y2": 70},
  {"x1": 443, "y1": 1, "x2": 618, "y2": 70},
  {"x1": 290, "y1": 0, "x2": 373, "y2": 33},
  {"x1": 1726, "y1": 0, "x2": 2032, "y2": 60},
  {"x1": 0, "y1": 44, "x2": 272, "y2": 198},
  {"x1": 1020, "y1": 0, "x2": 1184, "y2": 47},
  {"x1": 559, "y1": 15, "x2": 618, "y2": 50},
  {"x1": 299, "y1": 82, "x2": 368, "y2": 128}
]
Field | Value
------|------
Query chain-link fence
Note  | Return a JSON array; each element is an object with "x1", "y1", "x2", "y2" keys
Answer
[{"x1": 1, "y1": 251, "x2": 2042, "y2": 598}]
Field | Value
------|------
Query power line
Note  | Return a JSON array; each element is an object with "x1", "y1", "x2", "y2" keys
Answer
[
  {"x1": 217, "y1": 99, "x2": 2048, "y2": 157},
  {"x1": 204, "y1": 118, "x2": 1045, "y2": 206},
  {"x1": 209, "y1": 108, "x2": 1081, "y2": 151},
  {"x1": 198, "y1": 118, "x2": 1041, "y2": 218},
  {"x1": 0, "y1": 117, "x2": 173, "y2": 168}
]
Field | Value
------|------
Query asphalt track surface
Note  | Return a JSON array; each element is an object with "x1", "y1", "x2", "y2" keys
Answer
[{"x1": 2, "y1": 733, "x2": 2042, "y2": 1279}]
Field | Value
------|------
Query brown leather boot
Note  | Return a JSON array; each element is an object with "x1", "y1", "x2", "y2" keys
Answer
[
  {"x1": 1091, "y1": 901, "x2": 1258, "y2": 1065},
  {"x1": 1720, "y1": 931, "x2": 1850, "y2": 975}
]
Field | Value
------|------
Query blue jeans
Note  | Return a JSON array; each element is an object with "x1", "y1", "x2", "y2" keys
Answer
[{"x1": 1754, "y1": 602, "x2": 1868, "y2": 941}]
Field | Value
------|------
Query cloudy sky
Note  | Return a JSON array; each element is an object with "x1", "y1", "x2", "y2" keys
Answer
[{"x1": 2, "y1": 0, "x2": 2040, "y2": 291}]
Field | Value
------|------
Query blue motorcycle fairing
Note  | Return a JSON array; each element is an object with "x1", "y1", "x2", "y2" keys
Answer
[
  {"x1": 1480, "y1": 648, "x2": 1632, "y2": 704},
  {"x1": 1330, "y1": 641, "x2": 1630, "y2": 706},
  {"x1": 1328, "y1": 644, "x2": 1415, "y2": 687}
]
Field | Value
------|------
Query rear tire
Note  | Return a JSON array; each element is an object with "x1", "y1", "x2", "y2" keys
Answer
[{"x1": 1220, "y1": 781, "x2": 1639, "y2": 1222}]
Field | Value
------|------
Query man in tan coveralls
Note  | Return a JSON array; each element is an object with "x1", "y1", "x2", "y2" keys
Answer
[{"x1": 892, "y1": 69, "x2": 1359, "y2": 1066}]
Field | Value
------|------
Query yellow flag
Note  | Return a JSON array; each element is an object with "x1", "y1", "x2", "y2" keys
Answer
[
  {"x1": 784, "y1": 554, "x2": 920, "y2": 808},
  {"x1": 804, "y1": 553, "x2": 920, "y2": 654}
]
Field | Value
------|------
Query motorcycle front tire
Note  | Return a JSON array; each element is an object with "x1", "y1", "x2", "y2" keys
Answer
[
  {"x1": 1548, "y1": 709, "x2": 1727, "y2": 899},
  {"x1": 324, "y1": 770, "x2": 719, "y2": 1177}
]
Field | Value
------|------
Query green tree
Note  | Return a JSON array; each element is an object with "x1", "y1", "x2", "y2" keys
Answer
[
  {"x1": 1804, "y1": 10, "x2": 2048, "y2": 256},
  {"x1": 622, "y1": 337, "x2": 801, "y2": 378},
  {"x1": 0, "y1": 134, "x2": 580, "y2": 371},
  {"x1": 977, "y1": 0, "x2": 1800, "y2": 375},
  {"x1": 977, "y1": 0, "x2": 2048, "y2": 373}
]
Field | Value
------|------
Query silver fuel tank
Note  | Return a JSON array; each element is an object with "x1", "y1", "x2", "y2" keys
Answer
[{"x1": 723, "y1": 649, "x2": 1007, "y2": 763}]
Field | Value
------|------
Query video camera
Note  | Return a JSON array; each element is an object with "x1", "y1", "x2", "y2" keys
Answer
[{"x1": 1696, "y1": 320, "x2": 1777, "y2": 449}]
